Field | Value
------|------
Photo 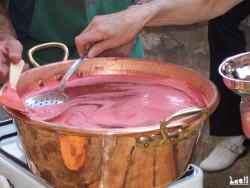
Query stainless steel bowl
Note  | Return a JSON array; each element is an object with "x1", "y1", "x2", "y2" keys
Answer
[{"x1": 219, "y1": 52, "x2": 250, "y2": 96}]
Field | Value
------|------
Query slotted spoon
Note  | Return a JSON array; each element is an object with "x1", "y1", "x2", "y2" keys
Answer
[{"x1": 25, "y1": 56, "x2": 88, "y2": 111}]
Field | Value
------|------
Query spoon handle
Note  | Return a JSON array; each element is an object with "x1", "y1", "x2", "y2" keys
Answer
[
  {"x1": 58, "y1": 56, "x2": 88, "y2": 92},
  {"x1": 0, "y1": 60, "x2": 25, "y2": 95},
  {"x1": 9, "y1": 60, "x2": 25, "y2": 86}
]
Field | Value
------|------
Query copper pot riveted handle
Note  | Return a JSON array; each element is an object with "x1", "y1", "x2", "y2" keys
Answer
[
  {"x1": 136, "y1": 107, "x2": 209, "y2": 149},
  {"x1": 28, "y1": 42, "x2": 69, "y2": 67}
]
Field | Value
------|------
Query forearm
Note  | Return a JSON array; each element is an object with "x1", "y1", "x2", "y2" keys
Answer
[
  {"x1": 135, "y1": 0, "x2": 243, "y2": 26},
  {"x1": 0, "y1": 0, "x2": 16, "y2": 37},
  {"x1": 75, "y1": 0, "x2": 243, "y2": 58}
]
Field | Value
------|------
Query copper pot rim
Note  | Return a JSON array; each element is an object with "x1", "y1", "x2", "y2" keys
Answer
[
  {"x1": 3, "y1": 57, "x2": 219, "y2": 136},
  {"x1": 5, "y1": 106, "x2": 208, "y2": 138}
]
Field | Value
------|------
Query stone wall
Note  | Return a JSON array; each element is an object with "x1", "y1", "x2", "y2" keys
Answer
[
  {"x1": 141, "y1": 22, "x2": 210, "y2": 77},
  {"x1": 140, "y1": 16, "x2": 250, "y2": 188}
]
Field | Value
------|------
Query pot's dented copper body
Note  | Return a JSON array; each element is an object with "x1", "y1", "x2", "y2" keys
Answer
[{"x1": 5, "y1": 57, "x2": 219, "y2": 188}]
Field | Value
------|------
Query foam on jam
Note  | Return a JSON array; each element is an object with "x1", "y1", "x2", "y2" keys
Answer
[{"x1": 23, "y1": 75, "x2": 207, "y2": 129}]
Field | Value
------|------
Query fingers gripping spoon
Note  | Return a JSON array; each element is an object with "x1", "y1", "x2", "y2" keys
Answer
[{"x1": 0, "y1": 60, "x2": 28, "y2": 113}]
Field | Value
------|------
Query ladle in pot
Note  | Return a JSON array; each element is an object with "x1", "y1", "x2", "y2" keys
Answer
[{"x1": 25, "y1": 55, "x2": 88, "y2": 110}]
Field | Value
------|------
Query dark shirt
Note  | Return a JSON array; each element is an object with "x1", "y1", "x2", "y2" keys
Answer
[{"x1": 8, "y1": 0, "x2": 35, "y2": 42}]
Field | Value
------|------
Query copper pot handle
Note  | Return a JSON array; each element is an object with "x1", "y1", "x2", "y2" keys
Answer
[
  {"x1": 136, "y1": 107, "x2": 208, "y2": 149},
  {"x1": 27, "y1": 42, "x2": 69, "y2": 67}
]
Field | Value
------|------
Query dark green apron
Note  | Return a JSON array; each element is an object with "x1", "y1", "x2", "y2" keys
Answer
[{"x1": 23, "y1": 0, "x2": 144, "y2": 66}]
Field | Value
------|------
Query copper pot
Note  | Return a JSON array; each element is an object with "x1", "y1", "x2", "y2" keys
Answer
[{"x1": 3, "y1": 43, "x2": 219, "y2": 188}]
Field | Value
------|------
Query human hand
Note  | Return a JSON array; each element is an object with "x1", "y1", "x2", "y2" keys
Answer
[
  {"x1": 0, "y1": 34, "x2": 27, "y2": 84},
  {"x1": 75, "y1": 7, "x2": 147, "y2": 58},
  {"x1": 99, "y1": 39, "x2": 135, "y2": 58}
]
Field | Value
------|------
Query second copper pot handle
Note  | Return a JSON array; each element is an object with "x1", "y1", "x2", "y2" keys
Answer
[
  {"x1": 136, "y1": 107, "x2": 209, "y2": 149},
  {"x1": 28, "y1": 42, "x2": 69, "y2": 67}
]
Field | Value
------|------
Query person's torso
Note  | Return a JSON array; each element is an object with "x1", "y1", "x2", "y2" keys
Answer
[{"x1": 8, "y1": 0, "x2": 144, "y2": 65}]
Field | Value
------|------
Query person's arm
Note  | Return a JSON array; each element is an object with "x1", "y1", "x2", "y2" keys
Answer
[
  {"x1": 0, "y1": 1, "x2": 23, "y2": 83},
  {"x1": 140, "y1": 0, "x2": 243, "y2": 26},
  {"x1": 0, "y1": 1, "x2": 16, "y2": 36},
  {"x1": 75, "y1": 0, "x2": 242, "y2": 58}
]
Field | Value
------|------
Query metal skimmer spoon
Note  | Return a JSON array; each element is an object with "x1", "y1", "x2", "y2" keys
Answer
[{"x1": 25, "y1": 56, "x2": 88, "y2": 110}]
